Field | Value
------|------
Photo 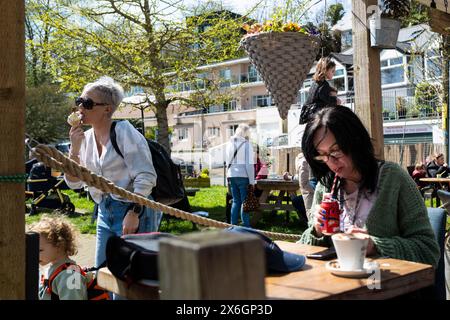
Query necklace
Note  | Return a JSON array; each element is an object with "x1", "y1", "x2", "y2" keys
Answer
[{"x1": 339, "y1": 184, "x2": 363, "y2": 225}]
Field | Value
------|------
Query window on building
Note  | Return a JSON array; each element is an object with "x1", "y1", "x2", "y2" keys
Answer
[
  {"x1": 224, "y1": 100, "x2": 237, "y2": 111},
  {"x1": 341, "y1": 30, "x2": 352, "y2": 49},
  {"x1": 389, "y1": 57, "x2": 403, "y2": 66},
  {"x1": 228, "y1": 124, "x2": 239, "y2": 137},
  {"x1": 252, "y1": 95, "x2": 272, "y2": 107},
  {"x1": 248, "y1": 65, "x2": 261, "y2": 82},
  {"x1": 208, "y1": 127, "x2": 220, "y2": 137},
  {"x1": 329, "y1": 76, "x2": 345, "y2": 92},
  {"x1": 178, "y1": 127, "x2": 189, "y2": 140},
  {"x1": 382, "y1": 67, "x2": 405, "y2": 85},
  {"x1": 426, "y1": 49, "x2": 443, "y2": 79},
  {"x1": 381, "y1": 57, "x2": 405, "y2": 85},
  {"x1": 219, "y1": 69, "x2": 232, "y2": 80},
  {"x1": 427, "y1": 58, "x2": 443, "y2": 79}
]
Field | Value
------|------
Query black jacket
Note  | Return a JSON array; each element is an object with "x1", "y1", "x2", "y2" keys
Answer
[
  {"x1": 426, "y1": 160, "x2": 449, "y2": 178},
  {"x1": 304, "y1": 80, "x2": 337, "y2": 108}
]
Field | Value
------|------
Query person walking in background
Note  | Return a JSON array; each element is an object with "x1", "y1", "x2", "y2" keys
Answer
[
  {"x1": 299, "y1": 56, "x2": 342, "y2": 124},
  {"x1": 64, "y1": 76, "x2": 161, "y2": 271},
  {"x1": 226, "y1": 123, "x2": 255, "y2": 228}
]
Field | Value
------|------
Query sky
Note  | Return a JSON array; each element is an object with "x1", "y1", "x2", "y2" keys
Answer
[{"x1": 219, "y1": 0, "x2": 353, "y2": 22}]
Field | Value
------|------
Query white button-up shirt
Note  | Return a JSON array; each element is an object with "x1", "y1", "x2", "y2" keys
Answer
[{"x1": 65, "y1": 121, "x2": 157, "y2": 204}]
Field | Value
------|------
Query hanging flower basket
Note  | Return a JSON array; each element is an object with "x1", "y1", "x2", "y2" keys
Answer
[{"x1": 240, "y1": 32, "x2": 320, "y2": 120}]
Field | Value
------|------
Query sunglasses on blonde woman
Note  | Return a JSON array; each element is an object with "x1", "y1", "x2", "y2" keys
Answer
[{"x1": 75, "y1": 97, "x2": 109, "y2": 110}]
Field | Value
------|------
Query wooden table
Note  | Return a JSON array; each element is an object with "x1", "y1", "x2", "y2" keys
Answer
[
  {"x1": 97, "y1": 241, "x2": 434, "y2": 300},
  {"x1": 253, "y1": 179, "x2": 300, "y2": 225},
  {"x1": 419, "y1": 178, "x2": 450, "y2": 207},
  {"x1": 266, "y1": 242, "x2": 434, "y2": 300},
  {"x1": 419, "y1": 177, "x2": 450, "y2": 186}
]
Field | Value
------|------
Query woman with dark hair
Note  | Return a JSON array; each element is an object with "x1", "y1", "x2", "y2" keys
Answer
[{"x1": 299, "y1": 107, "x2": 439, "y2": 267}]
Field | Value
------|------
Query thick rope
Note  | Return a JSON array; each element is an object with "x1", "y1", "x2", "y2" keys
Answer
[{"x1": 31, "y1": 144, "x2": 301, "y2": 241}]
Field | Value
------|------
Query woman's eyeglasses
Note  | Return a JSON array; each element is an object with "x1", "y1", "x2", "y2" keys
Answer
[
  {"x1": 75, "y1": 97, "x2": 108, "y2": 110},
  {"x1": 314, "y1": 150, "x2": 344, "y2": 163}
]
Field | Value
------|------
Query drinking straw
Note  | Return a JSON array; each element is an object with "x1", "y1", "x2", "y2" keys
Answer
[{"x1": 330, "y1": 175, "x2": 339, "y2": 200}]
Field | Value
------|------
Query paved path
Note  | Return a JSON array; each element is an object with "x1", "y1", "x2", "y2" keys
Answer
[{"x1": 72, "y1": 234, "x2": 96, "y2": 267}]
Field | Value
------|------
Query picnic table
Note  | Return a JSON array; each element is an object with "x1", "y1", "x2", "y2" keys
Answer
[
  {"x1": 251, "y1": 178, "x2": 300, "y2": 225},
  {"x1": 97, "y1": 241, "x2": 434, "y2": 300}
]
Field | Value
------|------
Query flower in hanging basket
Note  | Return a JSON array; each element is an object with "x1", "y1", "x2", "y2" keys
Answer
[{"x1": 242, "y1": 20, "x2": 319, "y2": 38}]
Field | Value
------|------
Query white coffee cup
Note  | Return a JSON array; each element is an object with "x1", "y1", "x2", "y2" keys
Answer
[{"x1": 331, "y1": 233, "x2": 369, "y2": 271}]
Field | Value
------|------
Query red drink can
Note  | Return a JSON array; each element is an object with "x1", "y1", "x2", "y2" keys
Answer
[{"x1": 320, "y1": 199, "x2": 341, "y2": 234}]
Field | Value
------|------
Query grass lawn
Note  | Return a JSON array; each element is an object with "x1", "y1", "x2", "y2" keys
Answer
[
  {"x1": 25, "y1": 186, "x2": 307, "y2": 237},
  {"x1": 26, "y1": 190, "x2": 96, "y2": 234},
  {"x1": 26, "y1": 187, "x2": 448, "y2": 237}
]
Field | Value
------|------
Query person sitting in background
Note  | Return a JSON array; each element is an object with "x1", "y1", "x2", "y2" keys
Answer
[
  {"x1": 298, "y1": 106, "x2": 439, "y2": 267},
  {"x1": 254, "y1": 145, "x2": 269, "y2": 181},
  {"x1": 282, "y1": 164, "x2": 308, "y2": 228},
  {"x1": 296, "y1": 153, "x2": 315, "y2": 214},
  {"x1": 426, "y1": 153, "x2": 450, "y2": 178},
  {"x1": 412, "y1": 162, "x2": 427, "y2": 189}
]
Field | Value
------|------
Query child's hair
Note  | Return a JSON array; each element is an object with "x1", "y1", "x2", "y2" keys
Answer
[
  {"x1": 415, "y1": 162, "x2": 425, "y2": 170},
  {"x1": 414, "y1": 162, "x2": 425, "y2": 170},
  {"x1": 29, "y1": 214, "x2": 78, "y2": 256}
]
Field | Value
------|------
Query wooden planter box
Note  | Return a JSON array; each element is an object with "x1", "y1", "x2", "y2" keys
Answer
[{"x1": 183, "y1": 177, "x2": 211, "y2": 188}]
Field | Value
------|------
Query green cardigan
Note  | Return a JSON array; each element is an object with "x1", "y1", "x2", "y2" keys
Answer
[{"x1": 298, "y1": 162, "x2": 440, "y2": 267}]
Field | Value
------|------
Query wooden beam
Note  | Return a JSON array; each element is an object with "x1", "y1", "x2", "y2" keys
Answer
[
  {"x1": 0, "y1": 0, "x2": 25, "y2": 299},
  {"x1": 352, "y1": 0, "x2": 384, "y2": 159},
  {"x1": 429, "y1": 7, "x2": 450, "y2": 35},
  {"x1": 158, "y1": 231, "x2": 266, "y2": 299}
]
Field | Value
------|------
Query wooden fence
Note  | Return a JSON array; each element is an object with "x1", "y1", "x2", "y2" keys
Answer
[{"x1": 270, "y1": 143, "x2": 446, "y2": 174}]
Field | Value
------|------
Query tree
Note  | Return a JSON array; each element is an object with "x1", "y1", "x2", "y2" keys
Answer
[
  {"x1": 326, "y1": 3, "x2": 344, "y2": 27},
  {"x1": 399, "y1": 0, "x2": 429, "y2": 27},
  {"x1": 37, "y1": 0, "x2": 247, "y2": 154},
  {"x1": 25, "y1": 0, "x2": 55, "y2": 86},
  {"x1": 25, "y1": 84, "x2": 72, "y2": 144}
]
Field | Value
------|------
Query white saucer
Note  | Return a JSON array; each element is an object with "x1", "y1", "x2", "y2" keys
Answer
[{"x1": 325, "y1": 260, "x2": 380, "y2": 278}]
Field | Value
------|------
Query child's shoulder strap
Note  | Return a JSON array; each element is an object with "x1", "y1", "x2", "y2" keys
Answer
[{"x1": 47, "y1": 262, "x2": 84, "y2": 300}]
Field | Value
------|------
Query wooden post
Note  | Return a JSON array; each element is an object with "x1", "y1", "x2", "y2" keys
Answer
[
  {"x1": 0, "y1": 0, "x2": 26, "y2": 299},
  {"x1": 352, "y1": 0, "x2": 384, "y2": 159},
  {"x1": 159, "y1": 231, "x2": 266, "y2": 299}
]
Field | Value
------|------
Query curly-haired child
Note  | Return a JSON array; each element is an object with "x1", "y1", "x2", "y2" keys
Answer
[{"x1": 30, "y1": 214, "x2": 88, "y2": 300}]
